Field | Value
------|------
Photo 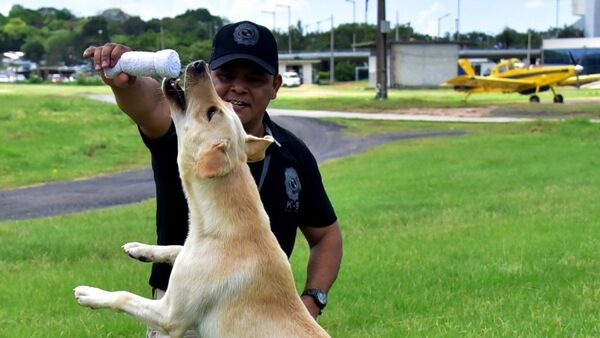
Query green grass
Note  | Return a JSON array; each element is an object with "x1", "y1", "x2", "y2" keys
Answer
[
  {"x1": 0, "y1": 84, "x2": 148, "y2": 188},
  {"x1": 273, "y1": 83, "x2": 600, "y2": 116},
  {"x1": 3, "y1": 82, "x2": 599, "y2": 190},
  {"x1": 2, "y1": 118, "x2": 600, "y2": 336}
]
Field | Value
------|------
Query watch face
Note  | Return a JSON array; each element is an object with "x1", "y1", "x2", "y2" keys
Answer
[{"x1": 317, "y1": 291, "x2": 327, "y2": 305}]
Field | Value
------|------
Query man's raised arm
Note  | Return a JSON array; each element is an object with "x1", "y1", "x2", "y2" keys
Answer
[{"x1": 83, "y1": 43, "x2": 172, "y2": 139}]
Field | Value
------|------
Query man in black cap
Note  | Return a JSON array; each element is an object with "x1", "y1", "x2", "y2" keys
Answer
[{"x1": 84, "y1": 20, "x2": 342, "y2": 336}]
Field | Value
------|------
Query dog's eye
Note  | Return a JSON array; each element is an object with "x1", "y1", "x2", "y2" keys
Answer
[{"x1": 206, "y1": 106, "x2": 218, "y2": 121}]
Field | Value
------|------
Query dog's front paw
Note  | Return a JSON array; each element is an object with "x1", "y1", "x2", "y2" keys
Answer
[
  {"x1": 74, "y1": 286, "x2": 113, "y2": 309},
  {"x1": 122, "y1": 242, "x2": 152, "y2": 262}
]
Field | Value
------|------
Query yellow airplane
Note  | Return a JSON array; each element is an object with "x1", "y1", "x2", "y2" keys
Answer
[
  {"x1": 442, "y1": 58, "x2": 583, "y2": 103},
  {"x1": 559, "y1": 73, "x2": 600, "y2": 87}
]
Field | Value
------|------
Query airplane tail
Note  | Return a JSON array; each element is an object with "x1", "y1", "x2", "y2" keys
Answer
[{"x1": 457, "y1": 58, "x2": 476, "y2": 77}]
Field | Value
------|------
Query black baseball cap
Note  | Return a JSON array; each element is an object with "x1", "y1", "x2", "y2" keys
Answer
[{"x1": 209, "y1": 21, "x2": 278, "y2": 75}]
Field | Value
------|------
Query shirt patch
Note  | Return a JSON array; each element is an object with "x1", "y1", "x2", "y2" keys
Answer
[{"x1": 285, "y1": 167, "x2": 301, "y2": 212}]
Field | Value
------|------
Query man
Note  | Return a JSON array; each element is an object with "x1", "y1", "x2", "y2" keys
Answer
[{"x1": 83, "y1": 20, "x2": 342, "y2": 334}]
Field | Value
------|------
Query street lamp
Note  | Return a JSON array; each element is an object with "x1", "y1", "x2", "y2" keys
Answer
[
  {"x1": 261, "y1": 10, "x2": 276, "y2": 31},
  {"x1": 455, "y1": 0, "x2": 461, "y2": 42},
  {"x1": 346, "y1": 0, "x2": 356, "y2": 51},
  {"x1": 276, "y1": 4, "x2": 292, "y2": 54},
  {"x1": 437, "y1": 13, "x2": 450, "y2": 38}
]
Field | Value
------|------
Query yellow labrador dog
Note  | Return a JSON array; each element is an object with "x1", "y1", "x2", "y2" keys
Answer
[{"x1": 74, "y1": 60, "x2": 330, "y2": 338}]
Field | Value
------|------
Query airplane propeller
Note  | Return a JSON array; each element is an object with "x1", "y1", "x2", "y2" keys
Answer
[{"x1": 568, "y1": 51, "x2": 584, "y2": 88}]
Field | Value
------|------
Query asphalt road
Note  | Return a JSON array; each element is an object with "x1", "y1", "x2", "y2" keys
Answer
[{"x1": 0, "y1": 116, "x2": 465, "y2": 221}]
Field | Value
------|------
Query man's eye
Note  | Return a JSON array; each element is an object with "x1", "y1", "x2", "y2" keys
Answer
[
  {"x1": 219, "y1": 73, "x2": 233, "y2": 81},
  {"x1": 248, "y1": 76, "x2": 266, "y2": 83}
]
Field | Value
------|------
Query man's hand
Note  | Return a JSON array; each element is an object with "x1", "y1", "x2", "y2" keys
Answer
[
  {"x1": 301, "y1": 295, "x2": 321, "y2": 319},
  {"x1": 82, "y1": 43, "x2": 135, "y2": 88}
]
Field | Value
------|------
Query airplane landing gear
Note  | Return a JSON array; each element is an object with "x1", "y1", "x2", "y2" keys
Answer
[
  {"x1": 553, "y1": 94, "x2": 564, "y2": 103},
  {"x1": 529, "y1": 95, "x2": 540, "y2": 103}
]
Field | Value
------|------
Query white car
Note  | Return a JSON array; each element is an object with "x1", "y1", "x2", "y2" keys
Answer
[{"x1": 282, "y1": 71, "x2": 301, "y2": 87}]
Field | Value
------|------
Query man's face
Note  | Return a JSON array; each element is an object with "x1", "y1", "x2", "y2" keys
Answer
[{"x1": 210, "y1": 59, "x2": 282, "y2": 131}]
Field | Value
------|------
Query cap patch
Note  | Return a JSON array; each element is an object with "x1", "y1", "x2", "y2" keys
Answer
[{"x1": 233, "y1": 22, "x2": 260, "y2": 46}]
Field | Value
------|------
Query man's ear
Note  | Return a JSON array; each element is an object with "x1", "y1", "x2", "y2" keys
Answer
[
  {"x1": 246, "y1": 135, "x2": 274, "y2": 162},
  {"x1": 271, "y1": 74, "x2": 283, "y2": 100},
  {"x1": 197, "y1": 142, "x2": 230, "y2": 177}
]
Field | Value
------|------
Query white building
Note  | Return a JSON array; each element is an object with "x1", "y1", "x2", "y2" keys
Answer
[{"x1": 573, "y1": 0, "x2": 600, "y2": 37}]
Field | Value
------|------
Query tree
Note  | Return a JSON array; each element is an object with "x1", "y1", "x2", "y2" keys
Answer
[
  {"x1": 3, "y1": 17, "x2": 30, "y2": 40},
  {"x1": 22, "y1": 40, "x2": 45, "y2": 62},
  {"x1": 8, "y1": 5, "x2": 43, "y2": 28},
  {"x1": 496, "y1": 27, "x2": 520, "y2": 48},
  {"x1": 46, "y1": 30, "x2": 77, "y2": 65},
  {"x1": 334, "y1": 61, "x2": 355, "y2": 81}
]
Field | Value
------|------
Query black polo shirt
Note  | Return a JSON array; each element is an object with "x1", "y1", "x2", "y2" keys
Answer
[{"x1": 141, "y1": 113, "x2": 337, "y2": 291}]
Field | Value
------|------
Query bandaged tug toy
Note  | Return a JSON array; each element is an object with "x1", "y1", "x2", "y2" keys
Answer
[{"x1": 104, "y1": 49, "x2": 181, "y2": 79}]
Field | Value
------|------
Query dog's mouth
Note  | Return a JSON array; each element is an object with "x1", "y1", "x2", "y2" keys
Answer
[{"x1": 164, "y1": 78, "x2": 186, "y2": 112}]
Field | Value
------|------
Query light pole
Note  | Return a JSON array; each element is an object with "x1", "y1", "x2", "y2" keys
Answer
[
  {"x1": 330, "y1": 15, "x2": 335, "y2": 83},
  {"x1": 346, "y1": 0, "x2": 356, "y2": 51},
  {"x1": 315, "y1": 16, "x2": 335, "y2": 83},
  {"x1": 276, "y1": 4, "x2": 292, "y2": 54},
  {"x1": 555, "y1": 0, "x2": 560, "y2": 37},
  {"x1": 261, "y1": 10, "x2": 276, "y2": 31},
  {"x1": 455, "y1": 0, "x2": 461, "y2": 42},
  {"x1": 437, "y1": 13, "x2": 450, "y2": 38}
]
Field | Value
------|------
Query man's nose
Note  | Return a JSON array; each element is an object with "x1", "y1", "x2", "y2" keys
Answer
[{"x1": 229, "y1": 77, "x2": 248, "y2": 93}]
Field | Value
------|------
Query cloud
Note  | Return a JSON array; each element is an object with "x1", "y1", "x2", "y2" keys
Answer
[
  {"x1": 524, "y1": 0, "x2": 543, "y2": 9},
  {"x1": 416, "y1": 1, "x2": 445, "y2": 36}
]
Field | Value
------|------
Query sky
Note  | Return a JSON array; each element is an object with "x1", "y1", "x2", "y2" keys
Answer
[{"x1": 0, "y1": 0, "x2": 581, "y2": 37}]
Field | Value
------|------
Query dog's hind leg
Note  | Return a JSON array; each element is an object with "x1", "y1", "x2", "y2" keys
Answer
[
  {"x1": 122, "y1": 242, "x2": 182, "y2": 265},
  {"x1": 74, "y1": 286, "x2": 189, "y2": 337}
]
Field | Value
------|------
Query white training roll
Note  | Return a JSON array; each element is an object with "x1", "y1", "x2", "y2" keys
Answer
[{"x1": 104, "y1": 49, "x2": 181, "y2": 79}]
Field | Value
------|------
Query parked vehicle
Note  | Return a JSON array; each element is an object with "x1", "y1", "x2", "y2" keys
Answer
[{"x1": 282, "y1": 71, "x2": 301, "y2": 87}]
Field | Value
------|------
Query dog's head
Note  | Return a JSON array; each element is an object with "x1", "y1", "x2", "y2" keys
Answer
[{"x1": 163, "y1": 60, "x2": 273, "y2": 178}]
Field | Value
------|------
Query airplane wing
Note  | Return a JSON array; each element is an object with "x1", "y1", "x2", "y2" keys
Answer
[
  {"x1": 559, "y1": 74, "x2": 600, "y2": 86},
  {"x1": 442, "y1": 75, "x2": 535, "y2": 93}
]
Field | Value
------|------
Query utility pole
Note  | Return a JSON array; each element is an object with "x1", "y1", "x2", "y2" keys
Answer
[
  {"x1": 277, "y1": 4, "x2": 292, "y2": 53},
  {"x1": 438, "y1": 13, "x2": 450, "y2": 39},
  {"x1": 346, "y1": 0, "x2": 356, "y2": 51},
  {"x1": 330, "y1": 15, "x2": 335, "y2": 84},
  {"x1": 365, "y1": 0, "x2": 369, "y2": 24},
  {"x1": 555, "y1": 0, "x2": 560, "y2": 37},
  {"x1": 376, "y1": 0, "x2": 388, "y2": 99},
  {"x1": 455, "y1": 0, "x2": 461, "y2": 42},
  {"x1": 395, "y1": 10, "x2": 399, "y2": 41}
]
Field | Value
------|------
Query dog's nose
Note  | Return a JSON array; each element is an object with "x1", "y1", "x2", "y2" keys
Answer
[{"x1": 192, "y1": 60, "x2": 207, "y2": 73}]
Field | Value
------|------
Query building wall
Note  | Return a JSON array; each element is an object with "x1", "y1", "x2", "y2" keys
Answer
[
  {"x1": 572, "y1": 0, "x2": 600, "y2": 37},
  {"x1": 543, "y1": 37, "x2": 600, "y2": 74},
  {"x1": 389, "y1": 43, "x2": 458, "y2": 87}
]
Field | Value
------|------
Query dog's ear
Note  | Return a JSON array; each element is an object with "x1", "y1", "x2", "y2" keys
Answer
[
  {"x1": 245, "y1": 135, "x2": 274, "y2": 162},
  {"x1": 197, "y1": 142, "x2": 230, "y2": 177}
]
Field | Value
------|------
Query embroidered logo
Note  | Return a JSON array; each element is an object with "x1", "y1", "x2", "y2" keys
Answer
[
  {"x1": 233, "y1": 22, "x2": 260, "y2": 46},
  {"x1": 285, "y1": 167, "x2": 301, "y2": 201},
  {"x1": 285, "y1": 167, "x2": 301, "y2": 212}
]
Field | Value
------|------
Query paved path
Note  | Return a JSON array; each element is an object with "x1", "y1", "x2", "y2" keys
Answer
[
  {"x1": 85, "y1": 94, "x2": 538, "y2": 123},
  {"x1": 0, "y1": 115, "x2": 465, "y2": 221}
]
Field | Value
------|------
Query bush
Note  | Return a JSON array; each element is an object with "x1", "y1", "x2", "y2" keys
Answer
[
  {"x1": 75, "y1": 73, "x2": 104, "y2": 86},
  {"x1": 335, "y1": 61, "x2": 355, "y2": 82},
  {"x1": 27, "y1": 75, "x2": 44, "y2": 84}
]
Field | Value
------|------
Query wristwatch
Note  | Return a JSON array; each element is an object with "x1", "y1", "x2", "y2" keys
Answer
[{"x1": 301, "y1": 288, "x2": 328, "y2": 310}]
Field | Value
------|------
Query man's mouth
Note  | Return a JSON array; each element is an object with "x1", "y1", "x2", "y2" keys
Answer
[{"x1": 226, "y1": 99, "x2": 249, "y2": 107}]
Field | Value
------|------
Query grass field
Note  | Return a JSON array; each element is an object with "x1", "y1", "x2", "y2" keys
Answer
[{"x1": 2, "y1": 83, "x2": 600, "y2": 336}]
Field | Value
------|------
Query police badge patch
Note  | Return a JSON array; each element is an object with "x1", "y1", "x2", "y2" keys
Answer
[
  {"x1": 284, "y1": 167, "x2": 301, "y2": 212},
  {"x1": 233, "y1": 22, "x2": 260, "y2": 46}
]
